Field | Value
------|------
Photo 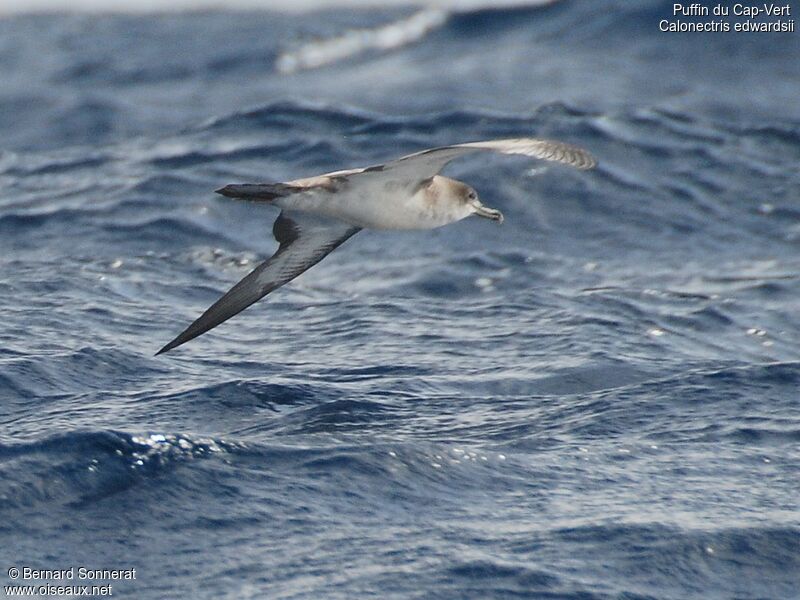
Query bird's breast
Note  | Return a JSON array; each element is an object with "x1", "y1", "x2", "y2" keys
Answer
[
  {"x1": 276, "y1": 180, "x2": 464, "y2": 230},
  {"x1": 338, "y1": 184, "x2": 463, "y2": 230}
]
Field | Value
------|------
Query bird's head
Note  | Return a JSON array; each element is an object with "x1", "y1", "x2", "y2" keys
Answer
[
  {"x1": 461, "y1": 183, "x2": 503, "y2": 223},
  {"x1": 452, "y1": 180, "x2": 504, "y2": 223},
  {"x1": 422, "y1": 176, "x2": 504, "y2": 227}
]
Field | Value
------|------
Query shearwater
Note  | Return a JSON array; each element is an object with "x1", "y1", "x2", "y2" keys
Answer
[{"x1": 157, "y1": 138, "x2": 596, "y2": 354}]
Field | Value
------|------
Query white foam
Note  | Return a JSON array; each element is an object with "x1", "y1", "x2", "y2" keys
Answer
[
  {"x1": 276, "y1": 8, "x2": 448, "y2": 74},
  {"x1": 1, "y1": 0, "x2": 563, "y2": 76}
]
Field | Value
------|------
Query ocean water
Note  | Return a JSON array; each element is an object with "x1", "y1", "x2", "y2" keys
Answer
[{"x1": 2, "y1": 1, "x2": 799, "y2": 598}]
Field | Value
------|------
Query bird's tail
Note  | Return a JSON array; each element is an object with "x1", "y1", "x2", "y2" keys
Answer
[{"x1": 215, "y1": 183, "x2": 300, "y2": 202}]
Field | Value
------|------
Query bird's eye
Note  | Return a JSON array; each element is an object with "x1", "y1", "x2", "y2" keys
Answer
[{"x1": 468, "y1": 191, "x2": 477, "y2": 200}]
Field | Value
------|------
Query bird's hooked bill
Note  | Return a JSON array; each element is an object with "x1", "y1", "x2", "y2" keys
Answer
[{"x1": 472, "y1": 201, "x2": 504, "y2": 223}]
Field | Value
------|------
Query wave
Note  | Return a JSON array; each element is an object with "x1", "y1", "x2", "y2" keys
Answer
[
  {"x1": 276, "y1": 8, "x2": 449, "y2": 74},
  {"x1": 5, "y1": 1, "x2": 563, "y2": 81},
  {"x1": 0, "y1": 427, "x2": 511, "y2": 512},
  {"x1": 548, "y1": 524, "x2": 800, "y2": 598},
  {"x1": 195, "y1": 99, "x2": 599, "y2": 141},
  {"x1": 275, "y1": 0, "x2": 559, "y2": 74},
  {"x1": 1, "y1": 0, "x2": 562, "y2": 16},
  {"x1": 0, "y1": 430, "x2": 229, "y2": 514}
]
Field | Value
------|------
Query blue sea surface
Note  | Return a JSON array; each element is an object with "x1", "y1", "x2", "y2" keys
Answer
[{"x1": 1, "y1": 1, "x2": 799, "y2": 598}]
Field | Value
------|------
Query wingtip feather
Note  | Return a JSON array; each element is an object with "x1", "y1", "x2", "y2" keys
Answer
[{"x1": 155, "y1": 338, "x2": 180, "y2": 356}]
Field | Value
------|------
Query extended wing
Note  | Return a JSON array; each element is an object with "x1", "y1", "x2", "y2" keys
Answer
[
  {"x1": 371, "y1": 138, "x2": 596, "y2": 187},
  {"x1": 157, "y1": 211, "x2": 359, "y2": 354},
  {"x1": 217, "y1": 139, "x2": 595, "y2": 206}
]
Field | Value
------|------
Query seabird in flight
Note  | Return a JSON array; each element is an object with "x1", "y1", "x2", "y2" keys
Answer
[{"x1": 157, "y1": 138, "x2": 596, "y2": 354}]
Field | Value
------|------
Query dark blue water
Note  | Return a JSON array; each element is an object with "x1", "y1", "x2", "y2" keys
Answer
[{"x1": 2, "y1": 1, "x2": 799, "y2": 598}]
